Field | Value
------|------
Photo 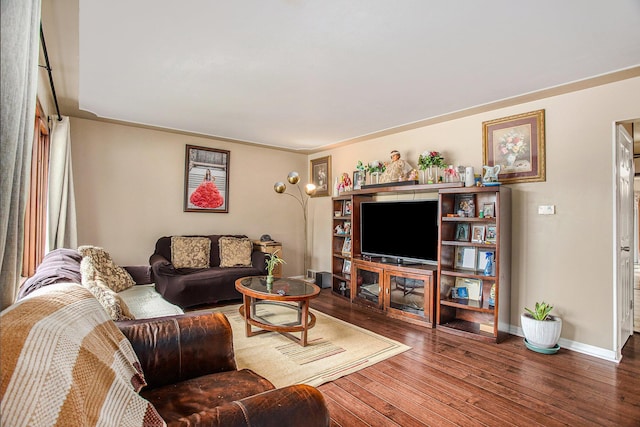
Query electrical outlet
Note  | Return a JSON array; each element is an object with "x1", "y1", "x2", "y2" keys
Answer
[{"x1": 538, "y1": 205, "x2": 556, "y2": 215}]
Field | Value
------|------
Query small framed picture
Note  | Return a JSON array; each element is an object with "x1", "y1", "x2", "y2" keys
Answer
[
  {"x1": 342, "y1": 259, "x2": 351, "y2": 274},
  {"x1": 353, "y1": 170, "x2": 365, "y2": 190},
  {"x1": 454, "y1": 194, "x2": 476, "y2": 217},
  {"x1": 342, "y1": 237, "x2": 352, "y2": 256},
  {"x1": 471, "y1": 225, "x2": 486, "y2": 243},
  {"x1": 455, "y1": 277, "x2": 482, "y2": 301},
  {"x1": 455, "y1": 223, "x2": 470, "y2": 241},
  {"x1": 483, "y1": 202, "x2": 495, "y2": 218},
  {"x1": 310, "y1": 155, "x2": 331, "y2": 197},
  {"x1": 486, "y1": 225, "x2": 497, "y2": 243},
  {"x1": 455, "y1": 246, "x2": 477, "y2": 270},
  {"x1": 344, "y1": 200, "x2": 352, "y2": 216}
]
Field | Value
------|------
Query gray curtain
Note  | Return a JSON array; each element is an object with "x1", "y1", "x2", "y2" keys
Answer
[
  {"x1": 48, "y1": 116, "x2": 77, "y2": 251},
  {"x1": 1, "y1": 0, "x2": 42, "y2": 310}
]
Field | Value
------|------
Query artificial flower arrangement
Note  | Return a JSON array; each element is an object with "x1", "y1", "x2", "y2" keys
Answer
[
  {"x1": 356, "y1": 160, "x2": 386, "y2": 174},
  {"x1": 417, "y1": 151, "x2": 447, "y2": 170}
]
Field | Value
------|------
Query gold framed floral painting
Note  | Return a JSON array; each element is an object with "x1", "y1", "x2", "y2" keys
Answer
[{"x1": 482, "y1": 109, "x2": 545, "y2": 184}]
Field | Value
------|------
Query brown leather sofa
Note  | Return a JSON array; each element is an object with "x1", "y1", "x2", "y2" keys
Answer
[
  {"x1": 118, "y1": 312, "x2": 330, "y2": 426},
  {"x1": 150, "y1": 234, "x2": 268, "y2": 308}
]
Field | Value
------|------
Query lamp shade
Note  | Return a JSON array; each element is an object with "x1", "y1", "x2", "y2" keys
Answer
[
  {"x1": 287, "y1": 171, "x2": 300, "y2": 185},
  {"x1": 274, "y1": 182, "x2": 286, "y2": 193}
]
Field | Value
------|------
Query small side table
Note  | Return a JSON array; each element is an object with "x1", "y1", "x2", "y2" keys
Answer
[{"x1": 253, "y1": 241, "x2": 283, "y2": 277}]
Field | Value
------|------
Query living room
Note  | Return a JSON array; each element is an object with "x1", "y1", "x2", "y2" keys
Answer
[{"x1": 3, "y1": 1, "x2": 640, "y2": 425}]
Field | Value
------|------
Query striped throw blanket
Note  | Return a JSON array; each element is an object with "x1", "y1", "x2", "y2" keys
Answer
[{"x1": 1, "y1": 283, "x2": 165, "y2": 426}]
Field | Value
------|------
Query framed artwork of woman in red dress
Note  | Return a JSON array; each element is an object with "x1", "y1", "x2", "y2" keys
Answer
[{"x1": 184, "y1": 145, "x2": 230, "y2": 213}]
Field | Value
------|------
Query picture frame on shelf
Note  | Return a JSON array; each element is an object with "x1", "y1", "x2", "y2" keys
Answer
[
  {"x1": 342, "y1": 259, "x2": 351, "y2": 274},
  {"x1": 455, "y1": 223, "x2": 470, "y2": 241},
  {"x1": 455, "y1": 277, "x2": 482, "y2": 301},
  {"x1": 341, "y1": 237, "x2": 352, "y2": 256},
  {"x1": 344, "y1": 200, "x2": 352, "y2": 215},
  {"x1": 482, "y1": 202, "x2": 495, "y2": 218},
  {"x1": 486, "y1": 225, "x2": 497, "y2": 243},
  {"x1": 454, "y1": 194, "x2": 475, "y2": 217},
  {"x1": 353, "y1": 170, "x2": 365, "y2": 190},
  {"x1": 482, "y1": 109, "x2": 546, "y2": 184},
  {"x1": 471, "y1": 225, "x2": 486, "y2": 243},
  {"x1": 310, "y1": 155, "x2": 331, "y2": 197},
  {"x1": 455, "y1": 246, "x2": 477, "y2": 270},
  {"x1": 184, "y1": 145, "x2": 230, "y2": 213}
]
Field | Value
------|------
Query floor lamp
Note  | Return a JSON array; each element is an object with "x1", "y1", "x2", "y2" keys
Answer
[{"x1": 274, "y1": 172, "x2": 316, "y2": 276}]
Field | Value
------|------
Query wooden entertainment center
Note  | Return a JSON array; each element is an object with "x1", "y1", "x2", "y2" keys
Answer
[{"x1": 331, "y1": 182, "x2": 511, "y2": 342}]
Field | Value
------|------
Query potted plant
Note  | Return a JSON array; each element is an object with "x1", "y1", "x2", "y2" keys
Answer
[
  {"x1": 521, "y1": 301, "x2": 562, "y2": 350},
  {"x1": 265, "y1": 250, "x2": 285, "y2": 286}
]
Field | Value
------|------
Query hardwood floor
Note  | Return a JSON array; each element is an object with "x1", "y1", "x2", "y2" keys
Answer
[{"x1": 310, "y1": 289, "x2": 640, "y2": 427}]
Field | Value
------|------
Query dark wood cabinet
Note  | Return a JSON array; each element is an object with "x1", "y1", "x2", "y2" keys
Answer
[
  {"x1": 352, "y1": 258, "x2": 436, "y2": 327},
  {"x1": 437, "y1": 186, "x2": 511, "y2": 342}
]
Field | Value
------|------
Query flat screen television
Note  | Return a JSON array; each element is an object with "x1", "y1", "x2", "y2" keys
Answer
[{"x1": 360, "y1": 200, "x2": 439, "y2": 265}]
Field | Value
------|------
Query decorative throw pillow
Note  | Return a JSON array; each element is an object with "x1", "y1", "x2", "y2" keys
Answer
[
  {"x1": 77, "y1": 245, "x2": 135, "y2": 292},
  {"x1": 171, "y1": 236, "x2": 211, "y2": 268},
  {"x1": 219, "y1": 236, "x2": 253, "y2": 267},
  {"x1": 80, "y1": 258, "x2": 135, "y2": 321}
]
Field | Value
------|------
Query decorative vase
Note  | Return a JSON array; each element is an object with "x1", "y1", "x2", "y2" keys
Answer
[
  {"x1": 419, "y1": 169, "x2": 427, "y2": 184},
  {"x1": 521, "y1": 313, "x2": 562, "y2": 349},
  {"x1": 427, "y1": 166, "x2": 437, "y2": 184},
  {"x1": 506, "y1": 153, "x2": 517, "y2": 167},
  {"x1": 370, "y1": 172, "x2": 380, "y2": 185},
  {"x1": 266, "y1": 275, "x2": 274, "y2": 291}
]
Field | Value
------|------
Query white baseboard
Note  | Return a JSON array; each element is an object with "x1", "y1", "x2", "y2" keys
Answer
[{"x1": 509, "y1": 325, "x2": 619, "y2": 363}]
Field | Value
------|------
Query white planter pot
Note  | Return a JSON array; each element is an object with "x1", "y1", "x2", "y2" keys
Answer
[{"x1": 521, "y1": 313, "x2": 562, "y2": 349}]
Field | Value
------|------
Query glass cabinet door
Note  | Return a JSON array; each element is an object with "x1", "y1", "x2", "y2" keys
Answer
[
  {"x1": 353, "y1": 263, "x2": 383, "y2": 309},
  {"x1": 388, "y1": 274, "x2": 426, "y2": 316}
]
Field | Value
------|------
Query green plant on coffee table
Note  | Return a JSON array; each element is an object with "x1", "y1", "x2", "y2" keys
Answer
[
  {"x1": 265, "y1": 250, "x2": 286, "y2": 277},
  {"x1": 525, "y1": 301, "x2": 554, "y2": 321}
]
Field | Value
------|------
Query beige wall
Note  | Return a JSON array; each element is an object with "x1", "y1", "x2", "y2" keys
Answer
[
  {"x1": 68, "y1": 76, "x2": 640, "y2": 355},
  {"x1": 70, "y1": 118, "x2": 309, "y2": 277},
  {"x1": 311, "y1": 76, "x2": 640, "y2": 352}
]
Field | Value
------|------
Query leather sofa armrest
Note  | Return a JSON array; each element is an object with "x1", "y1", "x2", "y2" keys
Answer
[
  {"x1": 174, "y1": 384, "x2": 330, "y2": 427},
  {"x1": 117, "y1": 312, "x2": 237, "y2": 389}
]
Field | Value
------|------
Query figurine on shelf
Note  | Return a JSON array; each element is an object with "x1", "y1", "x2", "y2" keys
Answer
[
  {"x1": 334, "y1": 224, "x2": 344, "y2": 235},
  {"x1": 338, "y1": 172, "x2": 352, "y2": 193},
  {"x1": 380, "y1": 150, "x2": 413, "y2": 183}
]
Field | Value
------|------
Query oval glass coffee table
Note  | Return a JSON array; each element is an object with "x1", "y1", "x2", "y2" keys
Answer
[{"x1": 235, "y1": 276, "x2": 321, "y2": 346}]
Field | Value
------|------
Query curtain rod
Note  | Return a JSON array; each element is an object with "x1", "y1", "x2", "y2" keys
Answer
[{"x1": 39, "y1": 23, "x2": 62, "y2": 121}]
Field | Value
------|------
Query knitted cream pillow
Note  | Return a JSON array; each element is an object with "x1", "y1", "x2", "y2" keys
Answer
[
  {"x1": 171, "y1": 236, "x2": 211, "y2": 269},
  {"x1": 80, "y1": 257, "x2": 135, "y2": 321},
  {"x1": 219, "y1": 236, "x2": 253, "y2": 267},
  {"x1": 78, "y1": 245, "x2": 135, "y2": 292}
]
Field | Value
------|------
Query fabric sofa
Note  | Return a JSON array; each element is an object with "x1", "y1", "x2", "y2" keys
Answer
[
  {"x1": 150, "y1": 234, "x2": 268, "y2": 308},
  {"x1": 1, "y1": 283, "x2": 330, "y2": 426}
]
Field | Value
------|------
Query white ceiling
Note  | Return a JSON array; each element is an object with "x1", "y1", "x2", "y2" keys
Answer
[{"x1": 42, "y1": 0, "x2": 640, "y2": 151}]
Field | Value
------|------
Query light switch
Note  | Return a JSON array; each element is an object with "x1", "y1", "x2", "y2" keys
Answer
[{"x1": 538, "y1": 205, "x2": 556, "y2": 215}]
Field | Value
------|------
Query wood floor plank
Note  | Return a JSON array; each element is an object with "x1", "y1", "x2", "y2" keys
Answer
[{"x1": 311, "y1": 290, "x2": 640, "y2": 426}]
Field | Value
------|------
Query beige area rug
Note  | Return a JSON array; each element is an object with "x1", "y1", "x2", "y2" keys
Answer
[{"x1": 194, "y1": 303, "x2": 411, "y2": 388}]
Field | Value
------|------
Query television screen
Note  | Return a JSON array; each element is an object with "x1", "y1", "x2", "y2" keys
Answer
[{"x1": 360, "y1": 200, "x2": 439, "y2": 264}]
